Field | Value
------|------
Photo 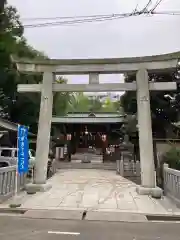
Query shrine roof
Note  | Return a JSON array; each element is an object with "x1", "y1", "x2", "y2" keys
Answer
[
  {"x1": 52, "y1": 112, "x2": 125, "y2": 123},
  {"x1": 0, "y1": 117, "x2": 35, "y2": 136}
]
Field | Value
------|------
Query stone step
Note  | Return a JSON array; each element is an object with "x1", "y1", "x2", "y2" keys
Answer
[{"x1": 57, "y1": 162, "x2": 116, "y2": 170}]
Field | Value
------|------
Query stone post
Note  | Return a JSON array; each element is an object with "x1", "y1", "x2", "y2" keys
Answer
[
  {"x1": 120, "y1": 153, "x2": 124, "y2": 176},
  {"x1": 136, "y1": 69, "x2": 162, "y2": 198},
  {"x1": 55, "y1": 147, "x2": 60, "y2": 160},
  {"x1": 26, "y1": 72, "x2": 54, "y2": 193}
]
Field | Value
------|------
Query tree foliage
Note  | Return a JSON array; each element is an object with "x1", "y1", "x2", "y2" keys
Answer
[
  {"x1": 64, "y1": 93, "x2": 121, "y2": 113},
  {"x1": 66, "y1": 93, "x2": 90, "y2": 113},
  {"x1": 0, "y1": 4, "x2": 57, "y2": 133},
  {"x1": 53, "y1": 77, "x2": 73, "y2": 116},
  {"x1": 101, "y1": 98, "x2": 120, "y2": 113}
]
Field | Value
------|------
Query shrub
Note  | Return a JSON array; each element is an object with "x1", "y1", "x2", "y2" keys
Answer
[
  {"x1": 157, "y1": 147, "x2": 180, "y2": 188},
  {"x1": 161, "y1": 147, "x2": 180, "y2": 170}
]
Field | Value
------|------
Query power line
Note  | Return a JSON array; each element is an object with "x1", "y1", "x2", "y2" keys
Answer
[
  {"x1": 150, "y1": 0, "x2": 164, "y2": 12},
  {"x1": 22, "y1": 7, "x2": 154, "y2": 29},
  {"x1": 20, "y1": 1, "x2": 150, "y2": 22},
  {"x1": 21, "y1": 14, "x2": 116, "y2": 22},
  {"x1": 23, "y1": 13, "x2": 135, "y2": 28},
  {"x1": 22, "y1": 10, "x2": 180, "y2": 29},
  {"x1": 21, "y1": 1, "x2": 144, "y2": 23},
  {"x1": 21, "y1": 10, "x2": 180, "y2": 23},
  {"x1": 140, "y1": 0, "x2": 152, "y2": 13},
  {"x1": 153, "y1": 11, "x2": 180, "y2": 16}
]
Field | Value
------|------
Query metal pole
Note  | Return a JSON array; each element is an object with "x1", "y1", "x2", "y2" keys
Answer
[
  {"x1": 15, "y1": 125, "x2": 19, "y2": 196},
  {"x1": 31, "y1": 166, "x2": 34, "y2": 184}
]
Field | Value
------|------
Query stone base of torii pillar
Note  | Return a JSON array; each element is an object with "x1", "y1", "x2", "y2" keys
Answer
[
  {"x1": 136, "y1": 186, "x2": 162, "y2": 198},
  {"x1": 25, "y1": 183, "x2": 51, "y2": 194}
]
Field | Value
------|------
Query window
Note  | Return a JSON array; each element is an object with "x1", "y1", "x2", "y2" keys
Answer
[
  {"x1": 0, "y1": 162, "x2": 9, "y2": 168},
  {"x1": 14, "y1": 150, "x2": 18, "y2": 157},
  {"x1": 1, "y1": 150, "x2": 12, "y2": 157}
]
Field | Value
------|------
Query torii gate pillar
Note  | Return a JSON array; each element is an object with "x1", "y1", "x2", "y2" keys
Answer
[
  {"x1": 136, "y1": 69, "x2": 162, "y2": 197},
  {"x1": 27, "y1": 72, "x2": 54, "y2": 193}
]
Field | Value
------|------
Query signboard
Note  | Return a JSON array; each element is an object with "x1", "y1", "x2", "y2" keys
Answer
[{"x1": 17, "y1": 125, "x2": 29, "y2": 174}]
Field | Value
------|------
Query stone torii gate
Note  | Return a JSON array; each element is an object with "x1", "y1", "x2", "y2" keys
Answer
[{"x1": 13, "y1": 52, "x2": 179, "y2": 197}]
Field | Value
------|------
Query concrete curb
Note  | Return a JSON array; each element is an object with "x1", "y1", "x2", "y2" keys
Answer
[
  {"x1": 0, "y1": 208, "x2": 180, "y2": 222},
  {"x1": 85, "y1": 211, "x2": 148, "y2": 222},
  {"x1": 146, "y1": 214, "x2": 180, "y2": 221},
  {"x1": 23, "y1": 209, "x2": 84, "y2": 220},
  {"x1": 0, "y1": 208, "x2": 27, "y2": 214}
]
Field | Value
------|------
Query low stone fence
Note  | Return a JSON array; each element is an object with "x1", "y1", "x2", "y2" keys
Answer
[
  {"x1": 116, "y1": 151, "x2": 141, "y2": 183},
  {"x1": 0, "y1": 166, "x2": 26, "y2": 203},
  {"x1": 163, "y1": 163, "x2": 180, "y2": 207}
]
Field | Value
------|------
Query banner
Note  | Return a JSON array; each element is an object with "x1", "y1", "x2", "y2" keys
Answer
[{"x1": 17, "y1": 125, "x2": 29, "y2": 174}]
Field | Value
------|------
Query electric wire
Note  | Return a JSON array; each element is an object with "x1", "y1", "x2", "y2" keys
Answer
[
  {"x1": 21, "y1": 1, "x2": 148, "y2": 23},
  {"x1": 20, "y1": 0, "x2": 179, "y2": 30},
  {"x1": 140, "y1": 0, "x2": 152, "y2": 13},
  {"x1": 22, "y1": 11, "x2": 180, "y2": 29},
  {"x1": 21, "y1": 14, "x2": 117, "y2": 22},
  {"x1": 153, "y1": 11, "x2": 180, "y2": 16},
  {"x1": 21, "y1": 1, "x2": 147, "y2": 28},
  {"x1": 150, "y1": 0, "x2": 164, "y2": 12},
  {"x1": 23, "y1": 13, "x2": 136, "y2": 28},
  {"x1": 21, "y1": 10, "x2": 180, "y2": 23}
]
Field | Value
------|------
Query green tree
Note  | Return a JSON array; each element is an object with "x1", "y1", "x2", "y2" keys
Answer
[
  {"x1": 53, "y1": 76, "x2": 74, "y2": 116},
  {"x1": 89, "y1": 98, "x2": 102, "y2": 112},
  {"x1": 67, "y1": 93, "x2": 90, "y2": 112},
  {"x1": 101, "y1": 98, "x2": 118, "y2": 112},
  {"x1": 0, "y1": 4, "x2": 48, "y2": 132}
]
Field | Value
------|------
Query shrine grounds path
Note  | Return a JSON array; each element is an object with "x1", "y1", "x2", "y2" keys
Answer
[{"x1": 1, "y1": 169, "x2": 180, "y2": 222}]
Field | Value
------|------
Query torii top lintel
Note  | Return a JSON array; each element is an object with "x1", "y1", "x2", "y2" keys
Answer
[{"x1": 12, "y1": 51, "x2": 180, "y2": 75}]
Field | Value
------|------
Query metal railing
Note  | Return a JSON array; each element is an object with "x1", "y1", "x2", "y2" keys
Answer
[
  {"x1": 0, "y1": 166, "x2": 26, "y2": 203},
  {"x1": 163, "y1": 163, "x2": 180, "y2": 207}
]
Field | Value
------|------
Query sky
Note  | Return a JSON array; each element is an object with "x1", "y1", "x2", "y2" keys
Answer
[{"x1": 8, "y1": 0, "x2": 180, "y2": 88}]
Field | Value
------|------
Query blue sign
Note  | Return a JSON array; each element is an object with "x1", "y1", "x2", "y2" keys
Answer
[{"x1": 17, "y1": 125, "x2": 29, "y2": 174}]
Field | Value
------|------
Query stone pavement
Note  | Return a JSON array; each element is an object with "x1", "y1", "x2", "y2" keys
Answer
[{"x1": 1, "y1": 169, "x2": 180, "y2": 216}]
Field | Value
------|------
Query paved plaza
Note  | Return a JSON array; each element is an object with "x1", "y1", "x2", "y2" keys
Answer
[{"x1": 1, "y1": 169, "x2": 180, "y2": 216}]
